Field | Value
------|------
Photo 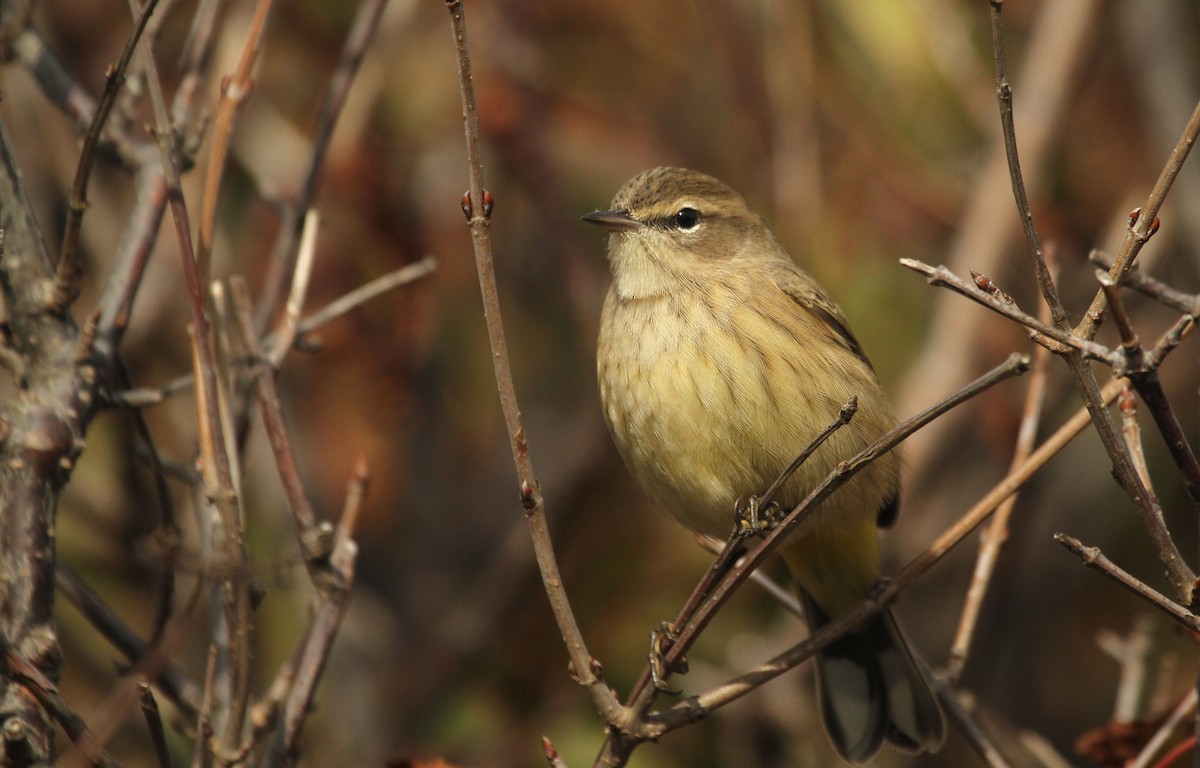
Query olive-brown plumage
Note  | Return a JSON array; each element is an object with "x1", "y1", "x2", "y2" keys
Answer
[{"x1": 587, "y1": 167, "x2": 943, "y2": 763}]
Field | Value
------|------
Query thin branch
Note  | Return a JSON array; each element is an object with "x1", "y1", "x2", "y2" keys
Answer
[
  {"x1": 267, "y1": 210, "x2": 319, "y2": 366},
  {"x1": 947, "y1": 294, "x2": 1053, "y2": 683},
  {"x1": 139, "y1": 683, "x2": 174, "y2": 768},
  {"x1": 256, "y1": 458, "x2": 366, "y2": 768},
  {"x1": 1119, "y1": 385, "x2": 1155, "y2": 492},
  {"x1": 291, "y1": 257, "x2": 437, "y2": 339},
  {"x1": 444, "y1": 0, "x2": 625, "y2": 729},
  {"x1": 1054, "y1": 534, "x2": 1200, "y2": 634},
  {"x1": 140, "y1": 28, "x2": 252, "y2": 750},
  {"x1": 1090, "y1": 250, "x2": 1200, "y2": 317},
  {"x1": 928, "y1": 675, "x2": 1015, "y2": 768},
  {"x1": 255, "y1": 0, "x2": 390, "y2": 333},
  {"x1": 1076, "y1": 97, "x2": 1200, "y2": 340},
  {"x1": 986, "y1": 0, "x2": 1197, "y2": 604},
  {"x1": 55, "y1": 565, "x2": 202, "y2": 719},
  {"x1": 195, "y1": 0, "x2": 274, "y2": 290},
  {"x1": 229, "y1": 276, "x2": 330, "y2": 579},
  {"x1": 899, "y1": 259, "x2": 1118, "y2": 366},
  {"x1": 53, "y1": 0, "x2": 162, "y2": 310},
  {"x1": 986, "y1": 0, "x2": 1068, "y2": 330},
  {"x1": 110, "y1": 258, "x2": 436, "y2": 407}
]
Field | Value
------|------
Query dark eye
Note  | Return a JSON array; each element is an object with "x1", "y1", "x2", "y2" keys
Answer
[{"x1": 672, "y1": 207, "x2": 701, "y2": 230}]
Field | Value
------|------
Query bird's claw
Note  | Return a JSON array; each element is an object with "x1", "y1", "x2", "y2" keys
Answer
[
  {"x1": 734, "y1": 496, "x2": 782, "y2": 539},
  {"x1": 649, "y1": 622, "x2": 688, "y2": 694}
]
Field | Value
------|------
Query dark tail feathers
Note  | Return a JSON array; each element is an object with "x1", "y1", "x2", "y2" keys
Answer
[{"x1": 801, "y1": 593, "x2": 945, "y2": 764}]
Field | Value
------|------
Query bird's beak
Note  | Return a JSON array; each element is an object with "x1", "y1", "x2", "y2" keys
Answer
[{"x1": 582, "y1": 209, "x2": 642, "y2": 233}]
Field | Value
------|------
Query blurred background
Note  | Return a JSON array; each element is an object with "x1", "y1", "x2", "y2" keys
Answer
[{"x1": 2, "y1": 0, "x2": 1200, "y2": 766}]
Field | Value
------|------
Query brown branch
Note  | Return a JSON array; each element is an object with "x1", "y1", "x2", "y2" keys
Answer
[
  {"x1": 444, "y1": 0, "x2": 625, "y2": 730},
  {"x1": 1054, "y1": 534, "x2": 1200, "y2": 634},
  {"x1": 1090, "y1": 250, "x2": 1200, "y2": 317},
  {"x1": 55, "y1": 565, "x2": 202, "y2": 719},
  {"x1": 140, "y1": 31, "x2": 252, "y2": 751},
  {"x1": 986, "y1": 0, "x2": 1068, "y2": 330},
  {"x1": 947, "y1": 293, "x2": 1054, "y2": 683},
  {"x1": 1075, "y1": 97, "x2": 1200, "y2": 340},
  {"x1": 52, "y1": 0, "x2": 162, "y2": 311},
  {"x1": 255, "y1": 0, "x2": 389, "y2": 333},
  {"x1": 986, "y1": 0, "x2": 1197, "y2": 605},
  {"x1": 138, "y1": 683, "x2": 173, "y2": 768},
  {"x1": 256, "y1": 459, "x2": 366, "y2": 768},
  {"x1": 229, "y1": 276, "x2": 331, "y2": 578},
  {"x1": 110, "y1": 258, "x2": 437, "y2": 407},
  {"x1": 195, "y1": 0, "x2": 274, "y2": 291},
  {"x1": 899, "y1": 259, "x2": 1118, "y2": 366}
]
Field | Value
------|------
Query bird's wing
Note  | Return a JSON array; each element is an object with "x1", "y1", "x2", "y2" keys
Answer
[
  {"x1": 770, "y1": 266, "x2": 875, "y2": 373},
  {"x1": 770, "y1": 264, "x2": 900, "y2": 528}
]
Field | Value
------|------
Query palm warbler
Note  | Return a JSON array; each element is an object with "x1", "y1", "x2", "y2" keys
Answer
[{"x1": 585, "y1": 167, "x2": 944, "y2": 763}]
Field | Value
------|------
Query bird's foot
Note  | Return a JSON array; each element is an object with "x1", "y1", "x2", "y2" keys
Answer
[
  {"x1": 734, "y1": 496, "x2": 782, "y2": 539},
  {"x1": 649, "y1": 622, "x2": 688, "y2": 695}
]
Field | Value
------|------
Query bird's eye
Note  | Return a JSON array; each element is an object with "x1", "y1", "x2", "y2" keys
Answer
[{"x1": 672, "y1": 207, "x2": 701, "y2": 230}]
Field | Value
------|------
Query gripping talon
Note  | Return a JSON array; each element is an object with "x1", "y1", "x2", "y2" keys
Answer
[
  {"x1": 649, "y1": 623, "x2": 687, "y2": 694},
  {"x1": 734, "y1": 496, "x2": 782, "y2": 538}
]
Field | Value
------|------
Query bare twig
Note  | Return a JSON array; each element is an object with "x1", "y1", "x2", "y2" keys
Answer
[
  {"x1": 1090, "y1": 250, "x2": 1200, "y2": 317},
  {"x1": 928, "y1": 676, "x2": 1015, "y2": 768},
  {"x1": 256, "y1": 459, "x2": 365, "y2": 768},
  {"x1": 1119, "y1": 385, "x2": 1155, "y2": 492},
  {"x1": 53, "y1": 0, "x2": 162, "y2": 310},
  {"x1": 55, "y1": 565, "x2": 202, "y2": 719},
  {"x1": 444, "y1": 0, "x2": 625, "y2": 730},
  {"x1": 267, "y1": 210, "x2": 319, "y2": 366},
  {"x1": 1075, "y1": 97, "x2": 1200, "y2": 340},
  {"x1": 292, "y1": 257, "x2": 437, "y2": 339},
  {"x1": 986, "y1": 0, "x2": 1197, "y2": 604},
  {"x1": 899, "y1": 259, "x2": 1118, "y2": 366},
  {"x1": 255, "y1": 0, "x2": 390, "y2": 333},
  {"x1": 139, "y1": 683, "x2": 174, "y2": 768},
  {"x1": 230, "y1": 276, "x2": 331, "y2": 578},
  {"x1": 195, "y1": 0, "x2": 274, "y2": 289},
  {"x1": 986, "y1": 0, "x2": 1067, "y2": 329},
  {"x1": 1054, "y1": 534, "x2": 1200, "y2": 634},
  {"x1": 947, "y1": 294, "x2": 1053, "y2": 683},
  {"x1": 140, "y1": 29, "x2": 252, "y2": 751}
]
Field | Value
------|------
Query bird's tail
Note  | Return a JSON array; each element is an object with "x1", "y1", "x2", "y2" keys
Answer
[{"x1": 799, "y1": 591, "x2": 945, "y2": 764}]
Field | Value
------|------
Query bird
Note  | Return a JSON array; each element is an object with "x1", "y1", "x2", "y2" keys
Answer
[{"x1": 584, "y1": 166, "x2": 944, "y2": 763}]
